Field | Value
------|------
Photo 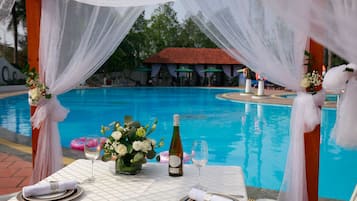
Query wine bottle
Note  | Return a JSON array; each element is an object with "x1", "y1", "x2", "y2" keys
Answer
[{"x1": 168, "y1": 114, "x2": 183, "y2": 176}]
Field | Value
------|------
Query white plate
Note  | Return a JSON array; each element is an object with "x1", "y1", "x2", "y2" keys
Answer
[
  {"x1": 17, "y1": 186, "x2": 83, "y2": 201},
  {"x1": 33, "y1": 190, "x2": 67, "y2": 200}
]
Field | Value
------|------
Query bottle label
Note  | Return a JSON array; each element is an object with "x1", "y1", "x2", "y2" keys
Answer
[
  {"x1": 169, "y1": 167, "x2": 180, "y2": 174},
  {"x1": 169, "y1": 155, "x2": 181, "y2": 167}
]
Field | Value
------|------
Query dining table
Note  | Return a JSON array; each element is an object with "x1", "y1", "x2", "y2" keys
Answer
[{"x1": 9, "y1": 159, "x2": 248, "y2": 201}]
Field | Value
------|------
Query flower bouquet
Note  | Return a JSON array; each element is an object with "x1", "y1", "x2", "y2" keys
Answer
[
  {"x1": 101, "y1": 116, "x2": 163, "y2": 175},
  {"x1": 23, "y1": 67, "x2": 51, "y2": 105},
  {"x1": 300, "y1": 70, "x2": 323, "y2": 93}
]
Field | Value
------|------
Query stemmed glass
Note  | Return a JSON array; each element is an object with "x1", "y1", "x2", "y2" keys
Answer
[
  {"x1": 84, "y1": 135, "x2": 102, "y2": 182},
  {"x1": 191, "y1": 140, "x2": 208, "y2": 187}
]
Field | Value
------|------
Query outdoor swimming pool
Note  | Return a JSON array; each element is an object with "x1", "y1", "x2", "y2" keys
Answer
[{"x1": 0, "y1": 87, "x2": 356, "y2": 200}]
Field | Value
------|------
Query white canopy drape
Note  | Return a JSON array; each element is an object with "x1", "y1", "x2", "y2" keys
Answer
[
  {"x1": 0, "y1": 0, "x2": 15, "y2": 21},
  {"x1": 267, "y1": 0, "x2": 357, "y2": 149},
  {"x1": 268, "y1": 0, "x2": 357, "y2": 65},
  {"x1": 180, "y1": 0, "x2": 324, "y2": 200},
  {"x1": 31, "y1": 0, "x2": 145, "y2": 183}
]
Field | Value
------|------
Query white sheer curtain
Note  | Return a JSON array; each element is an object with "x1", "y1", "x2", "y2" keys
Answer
[
  {"x1": 232, "y1": 65, "x2": 239, "y2": 77},
  {"x1": 180, "y1": 0, "x2": 324, "y2": 200},
  {"x1": 151, "y1": 64, "x2": 161, "y2": 77},
  {"x1": 268, "y1": 0, "x2": 357, "y2": 65},
  {"x1": 167, "y1": 64, "x2": 177, "y2": 78},
  {"x1": 180, "y1": 0, "x2": 307, "y2": 90},
  {"x1": 268, "y1": 0, "x2": 357, "y2": 149},
  {"x1": 0, "y1": 0, "x2": 15, "y2": 21},
  {"x1": 194, "y1": 64, "x2": 205, "y2": 77},
  {"x1": 222, "y1": 65, "x2": 237, "y2": 78},
  {"x1": 323, "y1": 64, "x2": 357, "y2": 148},
  {"x1": 222, "y1": 65, "x2": 230, "y2": 78},
  {"x1": 31, "y1": 0, "x2": 144, "y2": 183}
]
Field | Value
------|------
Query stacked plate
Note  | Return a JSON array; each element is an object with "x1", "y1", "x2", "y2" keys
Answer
[{"x1": 16, "y1": 186, "x2": 83, "y2": 201}]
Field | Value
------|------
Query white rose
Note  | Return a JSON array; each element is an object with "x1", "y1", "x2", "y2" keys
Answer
[
  {"x1": 142, "y1": 140, "x2": 152, "y2": 153},
  {"x1": 111, "y1": 131, "x2": 122, "y2": 140},
  {"x1": 133, "y1": 141, "x2": 143, "y2": 151},
  {"x1": 112, "y1": 142, "x2": 119, "y2": 150},
  {"x1": 115, "y1": 144, "x2": 127, "y2": 156}
]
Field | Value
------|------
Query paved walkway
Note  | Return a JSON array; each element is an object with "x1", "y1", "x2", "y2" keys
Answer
[{"x1": 0, "y1": 152, "x2": 32, "y2": 195}]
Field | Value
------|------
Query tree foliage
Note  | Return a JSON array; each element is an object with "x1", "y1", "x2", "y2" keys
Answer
[
  {"x1": 100, "y1": 3, "x2": 216, "y2": 73},
  {"x1": 8, "y1": 0, "x2": 26, "y2": 65},
  {"x1": 147, "y1": 3, "x2": 181, "y2": 53},
  {"x1": 178, "y1": 18, "x2": 216, "y2": 48}
]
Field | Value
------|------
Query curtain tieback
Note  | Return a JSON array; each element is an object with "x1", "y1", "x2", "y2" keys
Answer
[{"x1": 31, "y1": 96, "x2": 69, "y2": 129}]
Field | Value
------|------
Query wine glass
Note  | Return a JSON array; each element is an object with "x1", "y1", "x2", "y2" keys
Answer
[
  {"x1": 191, "y1": 140, "x2": 208, "y2": 187},
  {"x1": 84, "y1": 135, "x2": 102, "y2": 182}
]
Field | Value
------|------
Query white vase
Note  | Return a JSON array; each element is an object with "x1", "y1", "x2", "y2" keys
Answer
[
  {"x1": 245, "y1": 79, "x2": 252, "y2": 93},
  {"x1": 257, "y1": 80, "x2": 265, "y2": 96}
]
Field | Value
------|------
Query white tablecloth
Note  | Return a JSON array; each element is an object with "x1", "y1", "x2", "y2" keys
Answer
[{"x1": 10, "y1": 159, "x2": 248, "y2": 201}]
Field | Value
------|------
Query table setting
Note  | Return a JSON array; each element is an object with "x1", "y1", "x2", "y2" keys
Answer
[{"x1": 9, "y1": 116, "x2": 247, "y2": 201}]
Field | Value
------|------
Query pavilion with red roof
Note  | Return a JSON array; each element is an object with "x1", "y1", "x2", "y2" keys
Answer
[{"x1": 143, "y1": 47, "x2": 245, "y2": 86}]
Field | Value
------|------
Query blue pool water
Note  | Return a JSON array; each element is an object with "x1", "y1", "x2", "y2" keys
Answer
[{"x1": 0, "y1": 87, "x2": 356, "y2": 200}]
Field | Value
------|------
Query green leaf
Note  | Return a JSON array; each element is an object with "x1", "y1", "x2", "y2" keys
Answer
[
  {"x1": 129, "y1": 121, "x2": 141, "y2": 128},
  {"x1": 101, "y1": 153, "x2": 112, "y2": 162},
  {"x1": 158, "y1": 138, "x2": 165, "y2": 147},
  {"x1": 133, "y1": 152, "x2": 144, "y2": 163},
  {"x1": 127, "y1": 144, "x2": 133, "y2": 154}
]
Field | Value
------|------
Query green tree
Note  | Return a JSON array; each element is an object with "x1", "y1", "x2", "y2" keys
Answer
[
  {"x1": 147, "y1": 3, "x2": 181, "y2": 53},
  {"x1": 7, "y1": 0, "x2": 26, "y2": 65},
  {"x1": 101, "y1": 13, "x2": 149, "y2": 73},
  {"x1": 178, "y1": 17, "x2": 216, "y2": 48}
]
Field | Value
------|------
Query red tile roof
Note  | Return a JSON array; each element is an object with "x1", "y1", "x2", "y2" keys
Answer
[{"x1": 144, "y1": 48, "x2": 240, "y2": 65}]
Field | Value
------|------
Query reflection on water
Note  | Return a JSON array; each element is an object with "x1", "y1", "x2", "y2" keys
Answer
[
  {"x1": 0, "y1": 88, "x2": 356, "y2": 200},
  {"x1": 0, "y1": 94, "x2": 31, "y2": 136}
]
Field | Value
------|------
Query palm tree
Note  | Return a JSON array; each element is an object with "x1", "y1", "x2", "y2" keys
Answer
[{"x1": 7, "y1": 0, "x2": 26, "y2": 65}]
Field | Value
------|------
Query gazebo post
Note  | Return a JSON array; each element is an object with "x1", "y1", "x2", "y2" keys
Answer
[
  {"x1": 25, "y1": 0, "x2": 41, "y2": 166},
  {"x1": 305, "y1": 39, "x2": 324, "y2": 201}
]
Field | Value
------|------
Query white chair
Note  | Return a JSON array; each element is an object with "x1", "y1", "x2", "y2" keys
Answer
[{"x1": 350, "y1": 185, "x2": 357, "y2": 201}]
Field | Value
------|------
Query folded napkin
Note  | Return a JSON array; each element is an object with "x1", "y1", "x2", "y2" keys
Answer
[
  {"x1": 188, "y1": 188, "x2": 233, "y2": 201},
  {"x1": 22, "y1": 180, "x2": 78, "y2": 198}
]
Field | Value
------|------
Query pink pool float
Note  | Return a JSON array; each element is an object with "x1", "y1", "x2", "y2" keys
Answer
[
  {"x1": 70, "y1": 137, "x2": 106, "y2": 151},
  {"x1": 157, "y1": 151, "x2": 191, "y2": 163}
]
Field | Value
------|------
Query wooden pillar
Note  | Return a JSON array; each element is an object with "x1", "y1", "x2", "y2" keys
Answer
[
  {"x1": 25, "y1": 0, "x2": 41, "y2": 166},
  {"x1": 305, "y1": 39, "x2": 324, "y2": 201}
]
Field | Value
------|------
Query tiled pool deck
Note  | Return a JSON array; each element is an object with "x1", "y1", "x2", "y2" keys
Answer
[{"x1": 0, "y1": 86, "x2": 341, "y2": 200}]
